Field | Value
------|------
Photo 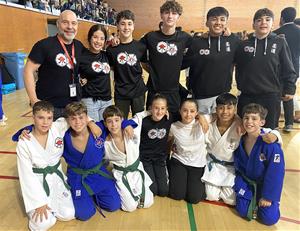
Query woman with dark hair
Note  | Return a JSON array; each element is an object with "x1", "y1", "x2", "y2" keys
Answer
[{"x1": 80, "y1": 24, "x2": 112, "y2": 121}]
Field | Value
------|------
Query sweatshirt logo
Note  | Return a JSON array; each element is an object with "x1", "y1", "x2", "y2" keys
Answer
[
  {"x1": 156, "y1": 41, "x2": 178, "y2": 56},
  {"x1": 271, "y1": 43, "x2": 277, "y2": 54},
  {"x1": 199, "y1": 49, "x2": 210, "y2": 55},
  {"x1": 91, "y1": 61, "x2": 110, "y2": 74},
  {"x1": 244, "y1": 46, "x2": 255, "y2": 53},
  {"x1": 117, "y1": 52, "x2": 137, "y2": 66},
  {"x1": 226, "y1": 42, "x2": 231, "y2": 52}
]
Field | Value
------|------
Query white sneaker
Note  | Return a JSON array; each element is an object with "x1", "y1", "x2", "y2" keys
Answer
[
  {"x1": 2, "y1": 115, "x2": 8, "y2": 121},
  {"x1": 0, "y1": 120, "x2": 6, "y2": 126}
]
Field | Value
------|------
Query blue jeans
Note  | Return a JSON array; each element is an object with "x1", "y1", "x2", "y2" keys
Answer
[{"x1": 81, "y1": 98, "x2": 112, "y2": 122}]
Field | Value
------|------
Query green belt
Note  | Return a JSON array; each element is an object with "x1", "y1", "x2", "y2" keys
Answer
[
  {"x1": 32, "y1": 160, "x2": 70, "y2": 196},
  {"x1": 113, "y1": 159, "x2": 145, "y2": 206},
  {"x1": 69, "y1": 160, "x2": 113, "y2": 196},
  {"x1": 208, "y1": 153, "x2": 234, "y2": 171},
  {"x1": 239, "y1": 171, "x2": 258, "y2": 221}
]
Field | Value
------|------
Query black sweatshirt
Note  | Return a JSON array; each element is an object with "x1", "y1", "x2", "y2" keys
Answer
[
  {"x1": 182, "y1": 34, "x2": 240, "y2": 99},
  {"x1": 235, "y1": 33, "x2": 297, "y2": 96},
  {"x1": 274, "y1": 23, "x2": 300, "y2": 77}
]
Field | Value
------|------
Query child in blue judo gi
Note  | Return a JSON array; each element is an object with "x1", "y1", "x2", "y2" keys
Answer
[
  {"x1": 234, "y1": 103, "x2": 285, "y2": 225},
  {"x1": 63, "y1": 101, "x2": 122, "y2": 220}
]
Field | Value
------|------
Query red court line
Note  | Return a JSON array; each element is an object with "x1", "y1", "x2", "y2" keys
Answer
[
  {"x1": 0, "y1": 175, "x2": 19, "y2": 180},
  {"x1": 202, "y1": 200, "x2": 300, "y2": 225},
  {"x1": 280, "y1": 217, "x2": 300, "y2": 225},
  {"x1": 21, "y1": 110, "x2": 32, "y2": 117},
  {"x1": 285, "y1": 169, "x2": 300, "y2": 173},
  {"x1": 0, "y1": 151, "x2": 16, "y2": 155}
]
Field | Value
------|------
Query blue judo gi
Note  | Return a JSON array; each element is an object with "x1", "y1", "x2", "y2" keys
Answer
[
  {"x1": 233, "y1": 132, "x2": 285, "y2": 226},
  {"x1": 63, "y1": 122, "x2": 121, "y2": 221}
]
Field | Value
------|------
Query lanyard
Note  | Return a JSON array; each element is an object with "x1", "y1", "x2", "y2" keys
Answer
[{"x1": 57, "y1": 35, "x2": 75, "y2": 81}]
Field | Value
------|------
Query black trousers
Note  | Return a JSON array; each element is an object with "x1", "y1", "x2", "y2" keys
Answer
[
  {"x1": 283, "y1": 99, "x2": 294, "y2": 126},
  {"x1": 237, "y1": 93, "x2": 281, "y2": 129},
  {"x1": 115, "y1": 94, "x2": 145, "y2": 119},
  {"x1": 53, "y1": 107, "x2": 66, "y2": 121},
  {"x1": 168, "y1": 157, "x2": 206, "y2": 204},
  {"x1": 141, "y1": 157, "x2": 169, "y2": 197}
]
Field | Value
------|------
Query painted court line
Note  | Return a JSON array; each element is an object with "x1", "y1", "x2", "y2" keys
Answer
[
  {"x1": 0, "y1": 151, "x2": 16, "y2": 155},
  {"x1": 21, "y1": 110, "x2": 32, "y2": 118},
  {"x1": 0, "y1": 175, "x2": 19, "y2": 180},
  {"x1": 187, "y1": 203, "x2": 197, "y2": 231},
  {"x1": 201, "y1": 200, "x2": 300, "y2": 225}
]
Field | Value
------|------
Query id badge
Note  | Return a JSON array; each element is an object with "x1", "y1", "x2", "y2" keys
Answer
[{"x1": 69, "y1": 84, "x2": 77, "y2": 97}]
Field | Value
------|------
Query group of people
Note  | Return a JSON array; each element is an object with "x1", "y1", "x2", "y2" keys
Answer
[{"x1": 14, "y1": 0, "x2": 299, "y2": 230}]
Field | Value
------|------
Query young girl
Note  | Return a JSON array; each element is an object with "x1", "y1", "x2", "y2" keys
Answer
[
  {"x1": 139, "y1": 94, "x2": 172, "y2": 197},
  {"x1": 168, "y1": 99, "x2": 207, "y2": 204}
]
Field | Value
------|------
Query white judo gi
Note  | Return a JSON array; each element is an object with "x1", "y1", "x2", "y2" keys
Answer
[
  {"x1": 104, "y1": 112, "x2": 154, "y2": 212},
  {"x1": 202, "y1": 119, "x2": 240, "y2": 205},
  {"x1": 202, "y1": 119, "x2": 282, "y2": 205},
  {"x1": 16, "y1": 118, "x2": 74, "y2": 231}
]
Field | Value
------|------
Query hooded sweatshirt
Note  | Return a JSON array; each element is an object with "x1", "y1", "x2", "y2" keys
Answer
[
  {"x1": 235, "y1": 32, "x2": 296, "y2": 96},
  {"x1": 182, "y1": 33, "x2": 240, "y2": 99}
]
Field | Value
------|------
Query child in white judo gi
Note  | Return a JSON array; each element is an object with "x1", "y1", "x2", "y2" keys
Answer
[
  {"x1": 103, "y1": 105, "x2": 154, "y2": 212},
  {"x1": 201, "y1": 93, "x2": 281, "y2": 205},
  {"x1": 16, "y1": 101, "x2": 75, "y2": 231}
]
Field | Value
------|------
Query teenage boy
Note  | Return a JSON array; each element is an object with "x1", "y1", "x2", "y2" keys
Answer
[
  {"x1": 182, "y1": 7, "x2": 240, "y2": 115},
  {"x1": 234, "y1": 103, "x2": 285, "y2": 225},
  {"x1": 202, "y1": 93, "x2": 281, "y2": 205},
  {"x1": 235, "y1": 8, "x2": 297, "y2": 129},
  {"x1": 274, "y1": 7, "x2": 300, "y2": 131},
  {"x1": 106, "y1": 10, "x2": 147, "y2": 119},
  {"x1": 140, "y1": 0, "x2": 192, "y2": 119},
  {"x1": 16, "y1": 101, "x2": 75, "y2": 231}
]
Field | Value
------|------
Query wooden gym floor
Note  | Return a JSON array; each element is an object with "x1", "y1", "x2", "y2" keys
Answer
[{"x1": 0, "y1": 82, "x2": 299, "y2": 230}]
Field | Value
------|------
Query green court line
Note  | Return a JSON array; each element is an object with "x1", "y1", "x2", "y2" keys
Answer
[{"x1": 187, "y1": 203, "x2": 197, "y2": 231}]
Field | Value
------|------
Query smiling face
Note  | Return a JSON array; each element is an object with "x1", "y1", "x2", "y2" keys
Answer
[
  {"x1": 180, "y1": 101, "x2": 198, "y2": 124},
  {"x1": 57, "y1": 10, "x2": 78, "y2": 43},
  {"x1": 67, "y1": 113, "x2": 89, "y2": 134},
  {"x1": 89, "y1": 29, "x2": 105, "y2": 53},
  {"x1": 206, "y1": 15, "x2": 228, "y2": 36},
  {"x1": 117, "y1": 18, "x2": 134, "y2": 41},
  {"x1": 253, "y1": 15, "x2": 273, "y2": 38},
  {"x1": 160, "y1": 10, "x2": 180, "y2": 29},
  {"x1": 150, "y1": 98, "x2": 168, "y2": 122},
  {"x1": 105, "y1": 115, "x2": 123, "y2": 136},
  {"x1": 33, "y1": 110, "x2": 53, "y2": 134},
  {"x1": 216, "y1": 104, "x2": 236, "y2": 123},
  {"x1": 242, "y1": 113, "x2": 265, "y2": 135}
]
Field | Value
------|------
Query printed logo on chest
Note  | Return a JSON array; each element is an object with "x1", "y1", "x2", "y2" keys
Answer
[
  {"x1": 55, "y1": 137, "x2": 63, "y2": 148},
  {"x1": 95, "y1": 137, "x2": 105, "y2": 149},
  {"x1": 55, "y1": 53, "x2": 76, "y2": 69},
  {"x1": 259, "y1": 153, "x2": 266, "y2": 162},
  {"x1": 156, "y1": 41, "x2": 178, "y2": 56},
  {"x1": 148, "y1": 128, "x2": 167, "y2": 139},
  {"x1": 117, "y1": 52, "x2": 137, "y2": 66},
  {"x1": 91, "y1": 61, "x2": 110, "y2": 74}
]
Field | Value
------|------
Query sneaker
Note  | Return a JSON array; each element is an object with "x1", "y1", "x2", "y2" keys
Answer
[
  {"x1": 283, "y1": 125, "x2": 293, "y2": 133},
  {"x1": 2, "y1": 115, "x2": 8, "y2": 121},
  {"x1": 0, "y1": 120, "x2": 6, "y2": 126}
]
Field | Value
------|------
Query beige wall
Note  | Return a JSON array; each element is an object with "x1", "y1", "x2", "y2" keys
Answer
[
  {"x1": 0, "y1": 4, "x2": 116, "y2": 53},
  {"x1": 107, "y1": 0, "x2": 300, "y2": 38}
]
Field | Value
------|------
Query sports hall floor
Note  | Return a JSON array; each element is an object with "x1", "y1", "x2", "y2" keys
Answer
[{"x1": 0, "y1": 79, "x2": 299, "y2": 230}]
